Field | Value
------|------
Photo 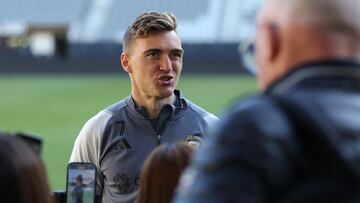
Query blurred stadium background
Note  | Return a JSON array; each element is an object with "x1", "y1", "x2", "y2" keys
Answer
[{"x1": 0, "y1": 0, "x2": 260, "y2": 190}]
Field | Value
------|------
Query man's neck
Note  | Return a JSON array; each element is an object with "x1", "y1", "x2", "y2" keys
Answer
[{"x1": 132, "y1": 93, "x2": 174, "y2": 119}]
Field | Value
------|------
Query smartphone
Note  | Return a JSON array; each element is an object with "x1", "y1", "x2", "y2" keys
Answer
[{"x1": 66, "y1": 162, "x2": 97, "y2": 203}]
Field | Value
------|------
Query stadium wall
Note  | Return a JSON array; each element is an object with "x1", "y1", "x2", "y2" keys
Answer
[{"x1": 0, "y1": 43, "x2": 246, "y2": 74}]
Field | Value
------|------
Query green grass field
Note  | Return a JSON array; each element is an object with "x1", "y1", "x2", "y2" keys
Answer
[{"x1": 0, "y1": 74, "x2": 258, "y2": 190}]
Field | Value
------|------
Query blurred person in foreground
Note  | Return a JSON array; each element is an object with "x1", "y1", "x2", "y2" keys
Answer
[
  {"x1": 135, "y1": 143, "x2": 194, "y2": 203},
  {"x1": 0, "y1": 132, "x2": 53, "y2": 203},
  {"x1": 173, "y1": 0, "x2": 360, "y2": 202},
  {"x1": 70, "y1": 11, "x2": 217, "y2": 203}
]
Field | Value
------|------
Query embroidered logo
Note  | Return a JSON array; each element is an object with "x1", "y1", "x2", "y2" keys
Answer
[{"x1": 111, "y1": 173, "x2": 132, "y2": 194}]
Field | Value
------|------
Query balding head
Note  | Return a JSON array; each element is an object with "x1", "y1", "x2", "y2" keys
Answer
[
  {"x1": 260, "y1": 0, "x2": 360, "y2": 27},
  {"x1": 255, "y1": 0, "x2": 360, "y2": 90},
  {"x1": 286, "y1": 0, "x2": 360, "y2": 38}
]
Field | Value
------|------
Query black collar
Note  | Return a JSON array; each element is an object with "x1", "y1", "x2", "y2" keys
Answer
[{"x1": 265, "y1": 59, "x2": 360, "y2": 95}]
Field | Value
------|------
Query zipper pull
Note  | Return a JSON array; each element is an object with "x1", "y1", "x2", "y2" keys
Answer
[{"x1": 157, "y1": 134, "x2": 161, "y2": 145}]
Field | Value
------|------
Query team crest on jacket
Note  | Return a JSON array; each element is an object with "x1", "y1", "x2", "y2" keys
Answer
[
  {"x1": 111, "y1": 173, "x2": 133, "y2": 194},
  {"x1": 185, "y1": 135, "x2": 202, "y2": 149}
]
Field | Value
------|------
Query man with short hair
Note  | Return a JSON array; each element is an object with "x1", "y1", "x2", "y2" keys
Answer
[
  {"x1": 72, "y1": 175, "x2": 84, "y2": 203},
  {"x1": 173, "y1": 0, "x2": 360, "y2": 202},
  {"x1": 70, "y1": 12, "x2": 217, "y2": 203}
]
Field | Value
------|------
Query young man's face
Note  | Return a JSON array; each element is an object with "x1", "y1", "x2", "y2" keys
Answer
[{"x1": 123, "y1": 31, "x2": 183, "y2": 100}]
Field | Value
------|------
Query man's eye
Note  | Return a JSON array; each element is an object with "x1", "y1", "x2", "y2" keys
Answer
[
  {"x1": 146, "y1": 52, "x2": 160, "y2": 58},
  {"x1": 170, "y1": 53, "x2": 182, "y2": 60}
]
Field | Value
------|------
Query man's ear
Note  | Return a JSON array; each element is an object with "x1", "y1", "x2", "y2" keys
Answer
[
  {"x1": 121, "y1": 52, "x2": 132, "y2": 73},
  {"x1": 266, "y1": 23, "x2": 281, "y2": 62}
]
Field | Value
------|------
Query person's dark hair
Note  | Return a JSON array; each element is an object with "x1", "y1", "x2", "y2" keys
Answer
[
  {"x1": 135, "y1": 142, "x2": 194, "y2": 203},
  {"x1": 123, "y1": 11, "x2": 177, "y2": 53},
  {"x1": 0, "y1": 131, "x2": 53, "y2": 203},
  {"x1": 76, "y1": 175, "x2": 83, "y2": 183}
]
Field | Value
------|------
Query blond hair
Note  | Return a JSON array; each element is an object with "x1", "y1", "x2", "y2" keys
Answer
[{"x1": 123, "y1": 12, "x2": 177, "y2": 52}]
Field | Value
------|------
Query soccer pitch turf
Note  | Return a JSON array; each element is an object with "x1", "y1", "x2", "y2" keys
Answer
[{"x1": 0, "y1": 74, "x2": 257, "y2": 190}]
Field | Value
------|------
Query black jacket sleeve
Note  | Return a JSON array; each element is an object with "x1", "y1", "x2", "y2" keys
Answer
[{"x1": 173, "y1": 97, "x2": 299, "y2": 203}]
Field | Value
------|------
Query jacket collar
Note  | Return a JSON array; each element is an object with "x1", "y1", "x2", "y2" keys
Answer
[
  {"x1": 125, "y1": 89, "x2": 186, "y2": 119},
  {"x1": 265, "y1": 59, "x2": 360, "y2": 96}
]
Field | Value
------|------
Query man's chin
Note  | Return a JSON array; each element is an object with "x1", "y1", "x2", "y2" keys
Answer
[{"x1": 157, "y1": 88, "x2": 175, "y2": 99}]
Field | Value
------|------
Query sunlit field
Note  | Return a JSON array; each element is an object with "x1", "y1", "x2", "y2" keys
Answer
[{"x1": 0, "y1": 74, "x2": 258, "y2": 190}]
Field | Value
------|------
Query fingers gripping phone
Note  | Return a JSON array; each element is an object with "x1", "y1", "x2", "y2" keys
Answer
[{"x1": 66, "y1": 163, "x2": 97, "y2": 203}]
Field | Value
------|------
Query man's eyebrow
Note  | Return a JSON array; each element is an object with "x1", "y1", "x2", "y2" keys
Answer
[
  {"x1": 171, "y1": 48, "x2": 184, "y2": 54},
  {"x1": 143, "y1": 49, "x2": 162, "y2": 55},
  {"x1": 143, "y1": 48, "x2": 184, "y2": 54}
]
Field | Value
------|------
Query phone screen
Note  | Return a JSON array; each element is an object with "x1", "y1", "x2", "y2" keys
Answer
[{"x1": 66, "y1": 163, "x2": 96, "y2": 203}]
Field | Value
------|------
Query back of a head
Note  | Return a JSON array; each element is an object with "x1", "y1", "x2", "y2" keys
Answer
[
  {"x1": 136, "y1": 143, "x2": 194, "y2": 203},
  {"x1": 287, "y1": 0, "x2": 360, "y2": 38},
  {"x1": 256, "y1": 0, "x2": 360, "y2": 89},
  {"x1": 283, "y1": 0, "x2": 360, "y2": 69},
  {"x1": 122, "y1": 11, "x2": 177, "y2": 53},
  {"x1": 0, "y1": 132, "x2": 53, "y2": 203}
]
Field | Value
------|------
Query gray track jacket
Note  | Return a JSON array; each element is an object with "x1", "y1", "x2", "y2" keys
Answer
[{"x1": 69, "y1": 90, "x2": 218, "y2": 203}]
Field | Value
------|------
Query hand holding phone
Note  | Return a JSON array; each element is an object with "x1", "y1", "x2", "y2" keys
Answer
[{"x1": 66, "y1": 163, "x2": 97, "y2": 203}]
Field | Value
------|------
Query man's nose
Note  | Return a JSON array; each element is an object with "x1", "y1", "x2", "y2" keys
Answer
[{"x1": 159, "y1": 55, "x2": 172, "y2": 72}]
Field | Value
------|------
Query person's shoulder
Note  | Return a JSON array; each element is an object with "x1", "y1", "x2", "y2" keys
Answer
[
  {"x1": 224, "y1": 95, "x2": 280, "y2": 118},
  {"x1": 218, "y1": 95, "x2": 294, "y2": 140},
  {"x1": 104, "y1": 97, "x2": 129, "y2": 114},
  {"x1": 80, "y1": 97, "x2": 130, "y2": 136},
  {"x1": 70, "y1": 108, "x2": 114, "y2": 163},
  {"x1": 185, "y1": 99, "x2": 219, "y2": 125},
  {"x1": 85, "y1": 110, "x2": 113, "y2": 128}
]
